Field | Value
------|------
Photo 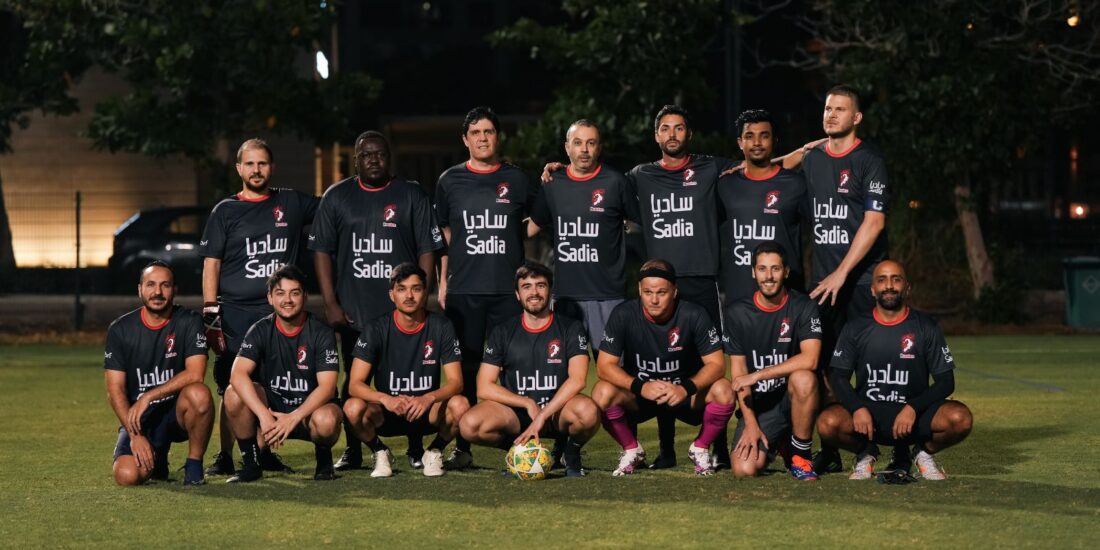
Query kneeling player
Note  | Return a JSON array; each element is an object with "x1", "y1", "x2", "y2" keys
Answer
[
  {"x1": 105, "y1": 261, "x2": 213, "y2": 486},
  {"x1": 594, "y1": 260, "x2": 734, "y2": 476},
  {"x1": 724, "y1": 242, "x2": 822, "y2": 480},
  {"x1": 343, "y1": 263, "x2": 469, "y2": 477},
  {"x1": 459, "y1": 262, "x2": 599, "y2": 477},
  {"x1": 817, "y1": 260, "x2": 972, "y2": 480},
  {"x1": 224, "y1": 266, "x2": 343, "y2": 482}
]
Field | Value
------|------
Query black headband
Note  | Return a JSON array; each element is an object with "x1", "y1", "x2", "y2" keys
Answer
[{"x1": 638, "y1": 267, "x2": 676, "y2": 284}]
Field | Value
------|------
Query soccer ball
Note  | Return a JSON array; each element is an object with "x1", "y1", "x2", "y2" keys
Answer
[{"x1": 506, "y1": 440, "x2": 554, "y2": 481}]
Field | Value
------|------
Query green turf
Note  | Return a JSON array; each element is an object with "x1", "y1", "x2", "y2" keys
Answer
[{"x1": 2, "y1": 336, "x2": 1099, "y2": 548}]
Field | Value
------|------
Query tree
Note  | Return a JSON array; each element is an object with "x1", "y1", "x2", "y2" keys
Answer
[{"x1": 779, "y1": 0, "x2": 1100, "y2": 299}]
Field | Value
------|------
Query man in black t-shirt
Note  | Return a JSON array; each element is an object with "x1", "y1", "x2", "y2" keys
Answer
[
  {"x1": 223, "y1": 265, "x2": 342, "y2": 482},
  {"x1": 434, "y1": 106, "x2": 536, "y2": 469},
  {"x1": 723, "y1": 242, "x2": 822, "y2": 480},
  {"x1": 344, "y1": 263, "x2": 469, "y2": 477},
  {"x1": 459, "y1": 262, "x2": 599, "y2": 477},
  {"x1": 594, "y1": 259, "x2": 735, "y2": 477},
  {"x1": 104, "y1": 261, "x2": 213, "y2": 486},
  {"x1": 310, "y1": 131, "x2": 445, "y2": 471},
  {"x1": 529, "y1": 120, "x2": 637, "y2": 347},
  {"x1": 817, "y1": 261, "x2": 972, "y2": 481},
  {"x1": 199, "y1": 138, "x2": 319, "y2": 476},
  {"x1": 718, "y1": 110, "x2": 807, "y2": 304}
]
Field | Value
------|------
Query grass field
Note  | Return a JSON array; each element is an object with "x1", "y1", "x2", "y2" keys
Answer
[{"x1": 2, "y1": 336, "x2": 1099, "y2": 548}]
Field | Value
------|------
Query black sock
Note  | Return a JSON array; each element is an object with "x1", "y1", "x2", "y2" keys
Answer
[
  {"x1": 427, "y1": 435, "x2": 448, "y2": 451},
  {"x1": 455, "y1": 435, "x2": 470, "y2": 453},
  {"x1": 564, "y1": 437, "x2": 583, "y2": 468},
  {"x1": 790, "y1": 435, "x2": 813, "y2": 460},
  {"x1": 407, "y1": 435, "x2": 424, "y2": 457},
  {"x1": 859, "y1": 438, "x2": 879, "y2": 457},
  {"x1": 344, "y1": 424, "x2": 361, "y2": 453},
  {"x1": 314, "y1": 445, "x2": 333, "y2": 472},
  {"x1": 657, "y1": 414, "x2": 676, "y2": 455},
  {"x1": 238, "y1": 437, "x2": 260, "y2": 469},
  {"x1": 364, "y1": 437, "x2": 388, "y2": 453}
]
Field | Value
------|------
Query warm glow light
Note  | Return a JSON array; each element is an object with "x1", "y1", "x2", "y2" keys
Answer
[
  {"x1": 1069, "y1": 203, "x2": 1089, "y2": 219},
  {"x1": 1068, "y1": 14, "x2": 1080, "y2": 27},
  {"x1": 908, "y1": 200, "x2": 922, "y2": 209}
]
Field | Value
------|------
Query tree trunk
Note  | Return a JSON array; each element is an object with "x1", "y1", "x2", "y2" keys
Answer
[
  {"x1": 0, "y1": 169, "x2": 19, "y2": 284},
  {"x1": 954, "y1": 172, "x2": 995, "y2": 298}
]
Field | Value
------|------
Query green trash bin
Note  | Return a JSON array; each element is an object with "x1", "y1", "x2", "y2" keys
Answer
[{"x1": 1064, "y1": 257, "x2": 1100, "y2": 329}]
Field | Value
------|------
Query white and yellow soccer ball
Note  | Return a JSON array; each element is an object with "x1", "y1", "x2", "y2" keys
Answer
[{"x1": 506, "y1": 439, "x2": 554, "y2": 481}]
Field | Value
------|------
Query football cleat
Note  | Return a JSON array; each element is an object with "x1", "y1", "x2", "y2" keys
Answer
[
  {"x1": 812, "y1": 448, "x2": 844, "y2": 474},
  {"x1": 648, "y1": 451, "x2": 676, "y2": 469},
  {"x1": 423, "y1": 449, "x2": 445, "y2": 477},
  {"x1": 612, "y1": 446, "x2": 647, "y2": 477},
  {"x1": 914, "y1": 449, "x2": 946, "y2": 480},
  {"x1": 205, "y1": 450, "x2": 236, "y2": 476},
  {"x1": 562, "y1": 449, "x2": 585, "y2": 478},
  {"x1": 371, "y1": 449, "x2": 394, "y2": 478},
  {"x1": 259, "y1": 449, "x2": 294, "y2": 473},
  {"x1": 688, "y1": 445, "x2": 715, "y2": 476},
  {"x1": 442, "y1": 448, "x2": 473, "y2": 471},
  {"x1": 226, "y1": 466, "x2": 262, "y2": 483},
  {"x1": 885, "y1": 445, "x2": 913, "y2": 475},
  {"x1": 313, "y1": 466, "x2": 338, "y2": 481},
  {"x1": 406, "y1": 449, "x2": 424, "y2": 470},
  {"x1": 333, "y1": 447, "x2": 363, "y2": 471},
  {"x1": 849, "y1": 452, "x2": 876, "y2": 480},
  {"x1": 788, "y1": 455, "x2": 819, "y2": 481}
]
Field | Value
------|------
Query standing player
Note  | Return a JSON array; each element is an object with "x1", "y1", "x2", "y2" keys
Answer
[
  {"x1": 817, "y1": 260, "x2": 972, "y2": 480},
  {"x1": 718, "y1": 109, "x2": 807, "y2": 305},
  {"x1": 724, "y1": 242, "x2": 822, "y2": 480},
  {"x1": 594, "y1": 260, "x2": 735, "y2": 477},
  {"x1": 343, "y1": 263, "x2": 469, "y2": 477},
  {"x1": 528, "y1": 119, "x2": 637, "y2": 346},
  {"x1": 223, "y1": 265, "x2": 343, "y2": 482},
  {"x1": 458, "y1": 262, "x2": 599, "y2": 477},
  {"x1": 434, "y1": 106, "x2": 537, "y2": 469},
  {"x1": 104, "y1": 261, "x2": 213, "y2": 486},
  {"x1": 310, "y1": 130, "x2": 445, "y2": 471},
  {"x1": 800, "y1": 85, "x2": 891, "y2": 473},
  {"x1": 200, "y1": 138, "x2": 319, "y2": 476}
]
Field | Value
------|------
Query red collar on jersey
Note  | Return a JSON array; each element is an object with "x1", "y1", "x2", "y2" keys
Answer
[
  {"x1": 358, "y1": 177, "x2": 392, "y2": 192},
  {"x1": 522, "y1": 312, "x2": 554, "y2": 333},
  {"x1": 753, "y1": 290, "x2": 789, "y2": 312},
  {"x1": 566, "y1": 164, "x2": 602, "y2": 181},
  {"x1": 873, "y1": 306, "x2": 910, "y2": 326},
  {"x1": 140, "y1": 307, "x2": 172, "y2": 330},
  {"x1": 742, "y1": 165, "x2": 780, "y2": 181},
  {"x1": 393, "y1": 310, "x2": 426, "y2": 335},
  {"x1": 276, "y1": 315, "x2": 306, "y2": 337},
  {"x1": 465, "y1": 161, "x2": 502, "y2": 174},
  {"x1": 825, "y1": 138, "x2": 862, "y2": 158},
  {"x1": 235, "y1": 192, "x2": 272, "y2": 202}
]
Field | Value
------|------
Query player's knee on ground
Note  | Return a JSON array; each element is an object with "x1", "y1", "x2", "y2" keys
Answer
[
  {"x1": 816, "y1": 404, "x2": 850, "y2": 440},
  {"x1": 788, "y1": 370, "x2": 817, "y2": 402},
  {"x1": 732, "y1": 455, "x2": 761, "y2": 478},
  {"x1": 310, "y1": 404, "x2": 343, "y2": 444},
  {"x1": 706, "y1": 378, "x2": 735, "y2": 405},
  {"x1": 113, "y1": 456, "x2": 150, "y2": 486}
]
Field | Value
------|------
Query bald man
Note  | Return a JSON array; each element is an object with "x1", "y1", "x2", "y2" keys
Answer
[{"x1": 816, "y1": 260, "x2": 972, "y2": 481}]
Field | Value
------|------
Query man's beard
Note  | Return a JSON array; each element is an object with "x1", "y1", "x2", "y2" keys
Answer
[{"x1": 876, "y1": 290, "x2": 904, "y2": 310}]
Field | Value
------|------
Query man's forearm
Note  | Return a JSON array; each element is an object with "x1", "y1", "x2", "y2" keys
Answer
[
  {"x1": 418, "y1": 251, "x2": 436, "y2": 291},
  {"x1": 596, "y1": 353, "x2": 635, "y2": 390},
  {"x1": 314, "y1": 251, "x2": 340, "y2": 307},
  {"x1": 537, "y1": 377, "x2": 584, "y2": 420},
  {"x1": 834, "y1": 213, "x2": 884, "y2": 277},
  {"x1": 749, "y1": 351, "x2": 817, "y2": 383},
  {"x1": 202, "y1": 257, "x2": 221, "y2": 304}
]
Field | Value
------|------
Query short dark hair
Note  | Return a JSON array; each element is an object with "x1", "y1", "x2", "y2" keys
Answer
[
  {"x1": 462, "y1": 106, "x2": 500, "y2": 135},
  {"x1": 236, "y1": 138, "x2": 274, "y2": 163},
  {"x1": 653, "y1": 105, "x2": 691, "y2": 133},
  {"x1": 355, "y1": 130, "x2": 391, "y2": 153},
  {"x1": 389, "y1": 262, "x2": 427, "y2": 289},
  {"x1": 140, "y1": 260, "x2": 174, "y2": 283},
  {"x1": 826, "y1": 84, "x2": 861, "y2": 112},
  {"x1": 514, "y1": 261, "x2": 553, "y2": 291},
  {"x1": 734, "y1": 109, "x2": 774, "y2": 137},
  {"x1": 266, "y1": 264, "x2": 307, "y2": 294},
  {"x1": 752, "y1": 241, "x2": 788, "y2": 268}
]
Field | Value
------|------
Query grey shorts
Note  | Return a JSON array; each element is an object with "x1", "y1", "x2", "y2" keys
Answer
[
  {"x1": 732, "y1": 392, "x2": 791, "y2": 461},
  {"x1": 553, "y1": 297, "x2": 624, "y2": 350}
]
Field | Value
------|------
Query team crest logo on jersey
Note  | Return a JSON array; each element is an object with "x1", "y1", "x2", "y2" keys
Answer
[
  {"x1": 423, "y1": 340, "x2": 437, "y2": 365},
  {"x1": 764, "y1": 190, "x2": 781, "y2": 214},
  {"x1": 668, "y1": 327, "x2": 683, "y2": 352},
  {"x1": 296, "y1": 345, "x2": 309, "y2": 369},
  {"x1": 383, "y1": 203, "x2": 398, "y2": 227},
  {"x1": 273, "y1": 205, "x2": 288, "y2": 227},
  {"x1": 547, "y1": 339, "x2": 563, "y2": 364},
  {"x1": 682, "y1": 168, "x2": 697, "y2": 187},
  {"x1": 900, "y1": 334, "x2": 916, "y2": 359},
  {"x1": 838, "y1": 170, "x2": 851, "y2": 194},
  {"x1": 164, "y1": 332, "x2": 177, "y2": 359},
  {"x1": 590, "y1": 189, "x2": 606, "y2": 212},
  {"x1": 496, "y1": 182, "x2": 511, "y2": 203},
  {"x1": 778, "y1": 318, "x2": 792, "y2": 343}
]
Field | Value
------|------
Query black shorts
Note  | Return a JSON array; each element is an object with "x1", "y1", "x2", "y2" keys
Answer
[
  {"x1": 676, "y1": 276, "x2": 723, "y2": 332},
  {"x1": 733, "y1": 392, "x2": 791, "y2": 454},
  {"x1": 113, "y1": 399, "x2": 188, "y2": 460},
  {"x1": 376, "y1": 408, "x2": 438, "y2": 438},
  {"x1": 628, "y1": 397, "x2": 704, "y2": 427},
  {"x1": 510, "y1": 407, "x2": 564, "y2": 439},
  {"x1": 866, "y1": 400, "x2": 945, "y2": 446},
  {"x1": 214, "y1": 302, "x2": 273, "y2": 394}
]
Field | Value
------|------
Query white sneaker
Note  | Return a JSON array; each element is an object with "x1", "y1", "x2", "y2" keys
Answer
[
  {"x1": 422, "y1": 449, "x2": 444, "y2": 477},
  {"x1": 914, "y1": 449, "x2": 946, "y2": 480},
  {"x1": 612, "y1": 445, "x2": 646, "y2": 477},
  {"x1": 849, "y1": 452, "x2": 876, "y2": 480},
  {"x1": 687, "y1": 444, "x2": 715, "y2": 476},
  {"x1": 370, "y1": 449, "x2": 393, "y2": 478}
]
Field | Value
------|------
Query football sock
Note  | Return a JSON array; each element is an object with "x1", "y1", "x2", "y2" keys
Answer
[
  {"x1": 407, "y1": 435, "x2": 424, "y2": 456},
  {"x1": 184, "y1": 458, "x2": 203, "y2": 480},
  {"x1": 693, "y1": 403, "x2": 734, "y2": 448},
  {"x1": 314, "y1": 444, "x2": 333, "y2": 471},
  {"x1": 364, "y1": 436, "x2": 388, "y2": 453},
  {"x1": 657, "y1": 413, "x2": 676, "y2": 456},
  {"x1": 601, "y1": 405, "x2": 638, "y2": 450},
  {"x1": 790, "y1": 435, "x2": 813, "y2": 460},
  {"x1": 456, "y1": 435, "x2": 471, "y2": 453},
  {"x1": 343, "y1": 424, "x2": 362, "y2": 453},
  {"x1": 859, "y1": 438, "x2": 879, "y2": 457},
  {"x1": 564, "y1": 437, "x2": 583, "y2": 467},
  {"x1": 238, "y1": 437, "x2": 260, "y2": 469},
  {"x1": 427, "y1": 435, "x2": 448, "y2": 451}
]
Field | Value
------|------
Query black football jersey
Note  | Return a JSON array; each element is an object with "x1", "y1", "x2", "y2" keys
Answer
[
  {"x1": 353, "y1": 311, "x2": 462, "y2": 396},
  {"x1": 308, "y1": 176, "x2": 444, "y2": 326},
  {"x1": 434, "y1": 162, "x2": 536, "y2": 294},
  {"x1": 830, "y1": 307, "x2": 954, "y2": 405},
  {"x1": 801, "y1": 140, "x2": 890, "y2": 286},
  {"x1": 103, "y1": 305, "x2": 208, "y2": 405},
  {"x1": 483, "y1": 313, "x2": 588, "y2": 406},
  {"x1": 717, "y1": 166, "x2": 807, "y2": 303},
  {"x1": 238, "y1": 313, "x2": 339, "y2": 412},
  {"x1": 199, "y1": 189, "x2": 319, "y2": 305},
  {"x1": 530, "y1": 165, "x2": 637, "y2": 300},
  {"x1": 628, "y1": 155, "x2": 737, "y2": 277},
  {"x1": 600, "y1": 299, "x2": 722, "y2": 384},
  {"x1": 723, "y1": 290, "x2": 821, "y2": 402}
]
